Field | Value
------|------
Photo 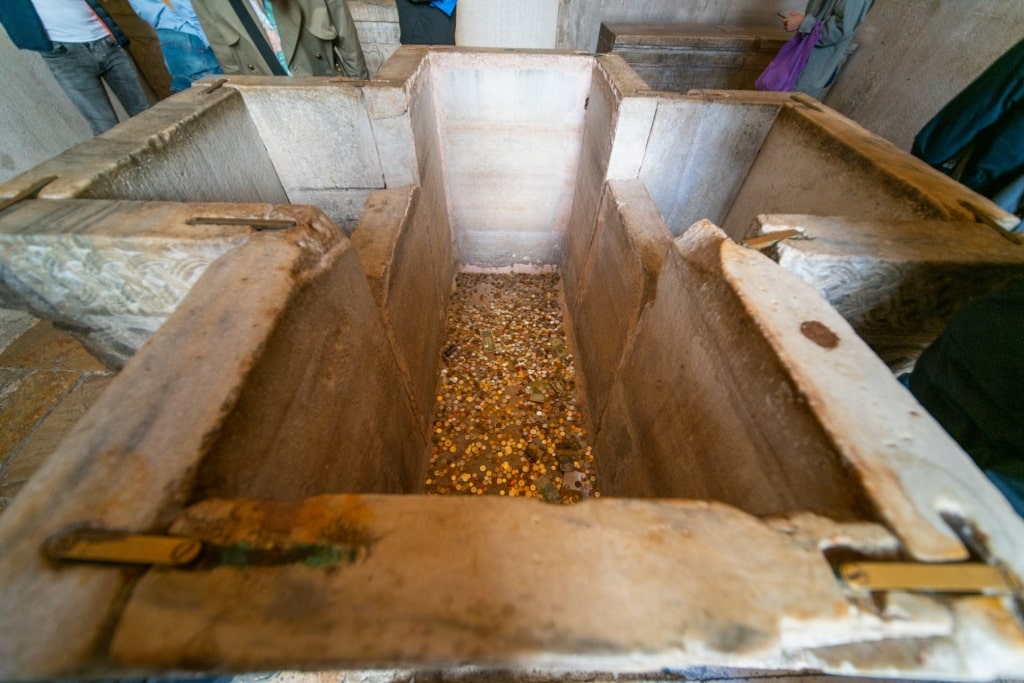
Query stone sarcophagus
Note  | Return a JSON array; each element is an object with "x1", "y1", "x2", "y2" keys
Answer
[{"x1": 0, "y1": 47, "x2": 1023, "y2": 680}]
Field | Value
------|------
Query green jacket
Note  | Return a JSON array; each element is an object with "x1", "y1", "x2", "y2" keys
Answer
[
  {"x1": 795, "y1": 0, "x2": 873, "y2": 98},
  {"x1": 192, "y1": 0, "x2": 368, "y2": 79}
]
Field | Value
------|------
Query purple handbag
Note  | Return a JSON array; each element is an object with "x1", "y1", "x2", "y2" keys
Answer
[{"x1": 755, "y1": 21, "x2": 823, "y2": 91}]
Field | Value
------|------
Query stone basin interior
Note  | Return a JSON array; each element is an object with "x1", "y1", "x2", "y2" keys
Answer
[
  {"x1": 1, "y1": 49, "x2": 1009, "y2": 521},
  {"x1": 3, "y1": 47, "x2": 1024, "y2": 680}
]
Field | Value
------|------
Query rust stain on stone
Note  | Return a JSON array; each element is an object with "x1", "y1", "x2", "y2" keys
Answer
[{"x1": 800, "y1": 320, "x2": 839, "y2": 349}]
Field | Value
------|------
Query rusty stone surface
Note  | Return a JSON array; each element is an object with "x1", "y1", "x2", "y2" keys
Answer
[
  {"x1": 753, "y1": 215, "x2": 1024, "y2": 373},
  {"x1": 110, "y1": 495, "x2": 964, "y2": 672}
]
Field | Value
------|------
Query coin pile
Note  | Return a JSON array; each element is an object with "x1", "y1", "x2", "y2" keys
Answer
[{"x1": 425, "y1": 272, "x2": 599, "y2": 503}]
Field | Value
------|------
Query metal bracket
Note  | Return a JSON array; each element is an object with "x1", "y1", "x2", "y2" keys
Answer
[
  {"x1": 44, "y1": 528, "x2": 202, "y2": 567},
  {"x1": 742, "y1": 229, "x2": 811, "y2": 250},
  {"x1": 186, "y1": 216, "x2": 297, "y2": 231},
  {"x1": 203, "y1": 78, "x2": 228, "y2": 95},
  {"x1": 839, "y1": 562, "x2": 1018, "y2": 595},
  {"x1": 43, "y1": 527, "x2": 368, "y2": 569}
]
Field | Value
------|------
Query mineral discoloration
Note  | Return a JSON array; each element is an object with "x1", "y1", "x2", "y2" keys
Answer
[{"x1": 800, "y1": 320, "x2": 840, "y2": 349}]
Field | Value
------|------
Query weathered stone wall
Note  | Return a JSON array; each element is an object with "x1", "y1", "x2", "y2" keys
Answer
[
  {"x1": 429, "y1": 50, "x2": 592, "y2": 266},
  {"x1": 637, "y1": 94, "x2": 780, "y2": 235},
  {"x1": 0, "y1": 30, "x2": 91, "y2": 185},
  {"x1": 1, "y1": 48, "x2": 1024, "y2": 680},
  {"x1": 825, "y1": 0, "x2": 1024, "y2": 149},
  {"x1": 237, "y1": 81, "x2": 385, "y2": 232},
  {"x1": 456, "y1": 0, "x2": 560, "y2": 49},
  {"x1": 582, "y1": 209, "x2": 869, "y2": 520},
  {"x1": 562, "y1": 55, "x2": 653, "y2": 307},
  {"x1": 719, "y1": 101, "x2": 1000, "y2": 239},
  {"x1": 552, "y1": 0, "x2": 1024, "y2": 150},
  {"x1": 557, "y1": 0, "x2": 791, "y2": 53},
  {"x1": 5, "y1": 0, "x2": 1024, "y2": 186}
]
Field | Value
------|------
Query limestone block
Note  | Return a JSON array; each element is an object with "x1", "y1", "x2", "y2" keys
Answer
[
  {"x1": 192, "y1": 223, "x2": 425, "y2": 500},
  {"x1": 108, "y1": 495, "x2": 990, "y2": 673},
  {"x1": 355, "y1": 20, "x2": 400, "y2": 79},
  {"x1": 348, "y1": 0, "x2": 396, "y2": 24},
  {"x1": 456, "y1": 0, "x2": 559, "y2": 49},
  {"x1": 370, "y1": 110, "x2": 418, "y2": 188},
  {"x1": 561, "y1": 66, "x2": 616, "y2": 307},
  {"x1": 639, "y1": 95, "x2": 780, "y2": 234},
  {"x1": 353, "y1": 185, "x2": 453, "y2": 434},
  {"x1": 598, "y1": 54, "x2": 658, "y2": 180},
  {"x1": 558, "y1": 0, "x2": 793, "y2": 53},
  {"x1": 0, "y1": 203, "x2": 428, "y2": 677},
  {"x1": 563, "y1": 55, "x2": 651, "y2": 305},
  {"x1": 596, "y1": 23, "x2": 790, "y2": 92},
  {"x1": 407, "y1": 57, "x2": 456, "y2": 286},
  {"x1": 355, "y1": 20, "x2": 400, "y2": 46},
  {"x1": 289, "y1": 188, "x2": 374, "y2": 235},
  {"x1": 0, "y1": 86, "x2": 287, "y2": 205},
  {"x1": 234, "y1": 80, "x2": 385, "y2": 224},
  {"x1": 596, "y1": 220, "x2": 1024, "y2": 568},
  {"x1": 722, "y1": 100, "x2": 1018, "y2": 239},
  {"x1": 0, "y1": 199, "x2": 254, "y2": 368},
  {"x1": 570, "y1": 179, "x2": 671, "y2": 430},
  {"x1": 594, "y1": 220, "x2": 867, "y2": 522},
  {"x1": 430, "y1": 51, "x2": 592, "y2": 266},
  {"x1": 364, "y1": 81, "x2": 419, "y2": 187},
  {"x1": 752, "y1": 214, "x2": 1024, "y2": 372},
  {"x1": 374, "y1": 44, "x2": 432, "y2": 86}
]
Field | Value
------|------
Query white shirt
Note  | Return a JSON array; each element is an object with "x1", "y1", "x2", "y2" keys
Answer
[{"x1": 31, "y1": 0, "x2": 111, "y2": 44}]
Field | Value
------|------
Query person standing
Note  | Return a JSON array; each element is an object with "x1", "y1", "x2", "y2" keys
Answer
[
  {"x1": 191, "y1": 0, "x2": 368, "y2": 79},
  {"x1": 127, "y1": 0, "x2": 222, "y2": 93},
  {"x1": 911, "y1": 38, "x2": 1024, "y2": 218},
  {"x1": 395, "y1": 0, "x2": 456, "y2": 46},
  {"x1": 779, "y1": 0, "x2": 873, "y2": 99},
  {"x1": 907, "y1": 278, "x2": 1024, "y2": 517},
  {"x1": 0, "y1": 0, "x2": 151, "y2": 135}
]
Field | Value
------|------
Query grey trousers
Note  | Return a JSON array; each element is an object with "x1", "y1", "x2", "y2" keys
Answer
[{"x1": 41, "y1": 37, "x2": 150, "y2": 135}]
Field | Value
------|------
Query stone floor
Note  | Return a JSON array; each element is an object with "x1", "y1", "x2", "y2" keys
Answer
[{"x1": 0, "y1": 308, "x2": 116, "y2": 516}]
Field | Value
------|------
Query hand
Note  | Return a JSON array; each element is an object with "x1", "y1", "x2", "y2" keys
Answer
[{"x1": 782, "y1": 11, "x2": 805, "y2": 32}]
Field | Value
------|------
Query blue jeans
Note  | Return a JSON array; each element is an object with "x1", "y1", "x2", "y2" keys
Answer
[
  {"x1": 41, "y1": 37, "x2": 150, "y2": 135},
  {"x1": 157, "y1": 29, "x2": 223, "y2": 93}
]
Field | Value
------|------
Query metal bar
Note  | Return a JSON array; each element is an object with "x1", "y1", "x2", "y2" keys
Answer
[
  {"x1": 186, "y1": 216, "x2": 297, "y2": 230},
  {"x1": 203, "y1": 78, "x2": 228, "y2": 95},
  {"x1": 742, "y1": 229, "x2": 806, "y2": 250},
  {"x1": 44, "y1": 529, "x2": 202, "y2": 567},
  {"x1": 839, "y1": 562, "x2": 1017, "y2": 594}
]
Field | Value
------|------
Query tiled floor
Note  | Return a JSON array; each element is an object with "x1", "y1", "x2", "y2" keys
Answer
[{"x1": 0, "y1": 309, "x2": 116, "y2": 515}]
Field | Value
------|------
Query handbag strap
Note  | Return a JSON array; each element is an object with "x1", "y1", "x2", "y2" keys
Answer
[{"x1": 226, "y1": 0, "x2": 288, "y2": 76}]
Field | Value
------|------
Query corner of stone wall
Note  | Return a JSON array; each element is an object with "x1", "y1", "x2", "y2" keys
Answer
[
  {"x1": 569, "y1": 179, "x2": 672, "y2": 463},
  {"x1": 351, "y1": 183, "x2": 451, "y2": 442}
]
